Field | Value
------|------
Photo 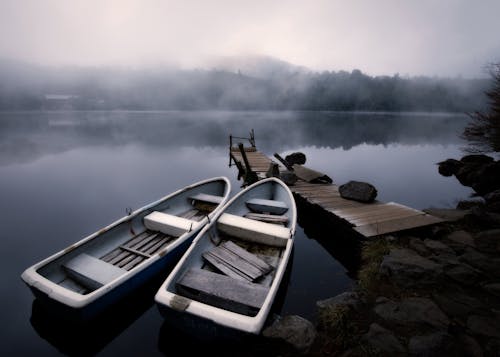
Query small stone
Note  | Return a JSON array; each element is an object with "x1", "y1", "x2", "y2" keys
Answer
[
  {"x1": 361, "y1": 323, "x2": 405, "y2": 354},
  {"x1": 262, "y1": 315, "x2": 317, "y2": 353},
  {"x1": 375, "y1": 296, "x2": 390, "y2": 304},
  {"x1": 374, "y1": 297, "x2": 449, "y2": 329},
  {"x1": 379, "y1": 248, "x2": 443, "y2": 288},
  {"x1": 408, "y1": 332, "x2": 455, "y2": 356},
  {"x1": 408, "y1": 237, "x2": 431, "y2": 256},
  {"x1": 316, "y1": 292, "x2": 361, "y2": 312},
  {"x1": 474, "y1": 229, "x2": 500, "y2": 254},
  {"x1": 467, "y1": 315, "x2": 500, "y2": 338},
  {"x1": 443, "y1": 230, "x2": 475, "y2": 252},
  {"x1": 339, "y1": 181, "x2": 377, "y2": 203},
  {"x1": 423, "y1": 239, "x2": 455, "y2": 255}
]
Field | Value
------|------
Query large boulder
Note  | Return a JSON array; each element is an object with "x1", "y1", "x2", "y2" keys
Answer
[
  {"x1": 471, "y1": 161, "x2": 500, "y2": 195},
  {"x1": 316, "y1": 291, "x2": 362, "y2": 313},
  {"x1": 474, "y1": 229, "x2": 500, "y2": 253},
  {"x1": 361, "y1": 323, "x2": 405, "y2": 355},
  {"x1": 437, "y1": 158, "x2": 463, "y2": 177},
  {"x1": 379, "y1": 248, "x2": 443, "y2": 288},
  {"x1": 339, "y1": 181, "x2": 377, "y2": 203},
  {"x1": 408, "y1": 332, "x2": 456, "y2": 356},
  {"x1": 461, "y1": 154, "x2": 494, "y2": 164},
  {"x1": 374, "y1": 297, "x2": 449, "y2": 330},
  {"x1": 467, "y1": 315, "x2": 500, "y2": 338},
  {"x1": 262, "y1": 315, "x2": 316, "y2": 353},
  {"x1": 285, "y1": 152, "x2": 306, "y2": 166}
]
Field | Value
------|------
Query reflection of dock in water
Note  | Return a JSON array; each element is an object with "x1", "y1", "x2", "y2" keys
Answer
[{"x1": 229, "y1": 133, "x2": 443, "y2": 238}]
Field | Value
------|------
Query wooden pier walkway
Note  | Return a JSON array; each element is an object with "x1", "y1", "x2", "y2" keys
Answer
[{"x1": 230, "y1": 145, "x2": 443, "y2": 238}]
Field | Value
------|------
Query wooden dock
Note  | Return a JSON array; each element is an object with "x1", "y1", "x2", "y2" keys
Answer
[{"x1": 229, "y1": 144, "x2": 443, "y2": 238}]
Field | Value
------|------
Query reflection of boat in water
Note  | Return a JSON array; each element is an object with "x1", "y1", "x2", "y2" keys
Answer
[
  {"x1": 30, "y1": 272, "x2": 163, "y2": 356},
  {"x1": 22, "y1": 177, "x2": 230, "y2": 320},
  {"x1": 155, "y1": 178, "x2": 296, "y2": 335}
]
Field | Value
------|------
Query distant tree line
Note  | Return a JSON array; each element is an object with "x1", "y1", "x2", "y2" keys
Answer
[{"x1": 0, "y1": 60, "x2": 489, "y2": 112}]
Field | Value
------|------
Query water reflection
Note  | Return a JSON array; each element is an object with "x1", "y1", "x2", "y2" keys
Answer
[
  {"x1": 30, "y1": 275, "x2": 161, "y2": 356},
  {"x1": 0, "y1": 111, "x2": 468, "y2": 166}
]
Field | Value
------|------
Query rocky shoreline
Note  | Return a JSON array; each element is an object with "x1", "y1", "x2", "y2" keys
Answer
[{"x1": 262, "y1": 154, "x2": 500, "y2": 356}]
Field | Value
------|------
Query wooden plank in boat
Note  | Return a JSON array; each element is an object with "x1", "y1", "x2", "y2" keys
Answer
[
  {"x1": 203, "y1": 245, "x2": 263, "y2": 281},
  {"x1": 177, "y1": 268, "x2": 268, "y2": 310},
  {"x1": 244, "y1": 212, "x2": 288, "y2": 224},
  {"x1": 222, "y1": 241, "x2": 272, "y2": 274},
  {"x1": 202, "y1": 253, "x2": 251, "y2": 281},
  {"x1": 118, "y1": 245, "x2": 152, "y2": 258},
  {"x1": 246, "y1": 198, "x2": 288, "y2": 215},
  {"x1": 122, "y1": 256, "x2": 144, "y2": 271},
  {"x1": 354, "y1": 214, "x2": 445, "y2": 237},
  {"x1": 189, "y1": 193, "x2": 224, "y2": 205}
]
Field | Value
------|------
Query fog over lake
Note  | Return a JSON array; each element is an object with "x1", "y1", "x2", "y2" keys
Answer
[{"x1": 1, "y1": 111, "x2": 472, "y2": 355}]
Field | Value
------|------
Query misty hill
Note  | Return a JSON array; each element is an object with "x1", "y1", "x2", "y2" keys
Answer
[{"x1": 0, "y1": 58, "x2": 489, "y2": 112}]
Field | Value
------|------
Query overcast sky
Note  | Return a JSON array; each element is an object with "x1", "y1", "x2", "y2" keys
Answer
[{"x1": 1, "y1": 0, "x2": 499, "y2": 77}]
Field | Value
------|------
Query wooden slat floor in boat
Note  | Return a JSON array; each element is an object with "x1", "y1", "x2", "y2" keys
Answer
[
  {"x1": 229, "y1": 146, "x2": 444, "y2": 238},
  {"x1": 100, "y1": 208, "x2": 206, "y2": 270}
]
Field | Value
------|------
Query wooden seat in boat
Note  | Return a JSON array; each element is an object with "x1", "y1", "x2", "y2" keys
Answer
[
  {"x1": 245, "y1": 198, "x2": 288, "y2": 215},
  {"x1": 217, "y1": 213, "x2": 290, "y2": 247},
  {"x1": 144, "y1": 211, "x2": 196, "y2": 237},
  {"x1": 63, "y1": 253, "x2": 126, "y2": 290},
  {"x1": 177, "y1": 267, "x2": 269, "y2": 312},
  {"x1": 189, "y1": 193, "x2": 224, "y2": 205}
]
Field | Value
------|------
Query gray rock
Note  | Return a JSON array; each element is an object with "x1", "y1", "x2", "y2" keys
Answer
[
  {"x1": 316, "y1": 292, "x2": 361, "y2": 312},
  {"x1": 459, "y1": 334, "x2": 483, "y2": 357},
  {"x1": 339, "y1": 181, "x2": 377, "y2": 203},
  {"x1": 408, "y1": 332, "x2": 454, "y2": 357},
  {"x1": 444, "y1": 230, "x2": 475, "y2": 252},
  {"x1": 471, "y1": 162, "x2": 500, "y2": 195},
  {"x1": 374, "y1": 297, "x2": 449, "y2": 329},
  {"x1": 484, "y1": 189, "x2": 500, "y2": 204},
  {"x1": 437, "y1": 158, "x2": 463, "y2": 177},
  {"x1": 379, "y1": 248, "x2": 443, "y2": 287},
  {"x1": 408, "y1": 237, "x2": 431, "y2": 256},
  {"x1": 445, "y1": 263, "x2": 482, "y2": 286},
  {"x1": 467, "y1": 315, "x2": 500, "y2": 338},
  {"x1": 361, "y1": 323, "x2": 405, "y2": 354},
  {"x1": 433, "y1": 291, "x2": 484, "y2": 318},
  {"x1": 460, "y1": 247, "x2": 500, "y2": 275},
  {"x1": 262, "y1": 315, "x2": 316, "y2": 353},
  {"x1": 482, "y1": 282, "x2": 500, "y2": 297},
  {"x1": 285, "y1": 152, "x2": 306, "y2": 166},
  {"x1": 474, "y1": 229, "x2": 500, "y2": 254},
  {"x1": 423, "y1": 239, "x2": 455, "y2": 255}
]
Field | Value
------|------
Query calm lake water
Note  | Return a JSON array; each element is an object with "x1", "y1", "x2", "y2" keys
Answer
[{"x1": 1, "y1": 111, "x2": 472, "y2": 355}]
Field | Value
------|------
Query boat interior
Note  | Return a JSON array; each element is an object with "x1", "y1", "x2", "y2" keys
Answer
[
  {"x1": 171, "y1": 182, "x2": 294, "y2": 317},
  {"x1": 35, "y1": 182, "x2": 227, "y2": 295}
]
